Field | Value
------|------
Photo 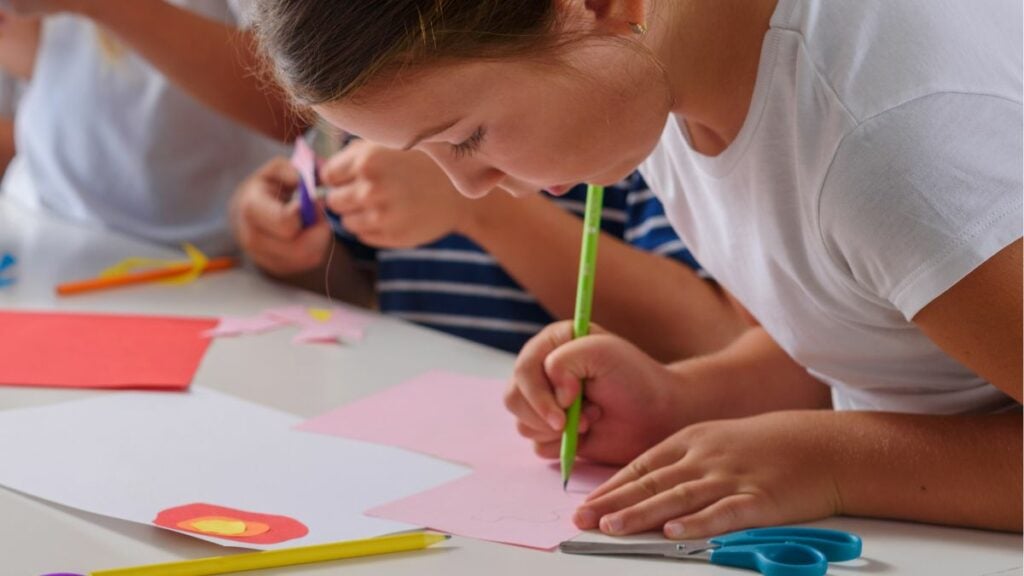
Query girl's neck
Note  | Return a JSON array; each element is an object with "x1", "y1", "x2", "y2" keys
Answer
[{"x1": 648, "y1": 0, "x2": 779, "y2": 155}]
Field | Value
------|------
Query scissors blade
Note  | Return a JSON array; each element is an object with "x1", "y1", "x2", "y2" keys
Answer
[
  {"x1": 673, "y1": 538, "x2": 723, "y2": 553},
  {"x1": 559, "y1": 541, "x2": 707, "y2": 559}
]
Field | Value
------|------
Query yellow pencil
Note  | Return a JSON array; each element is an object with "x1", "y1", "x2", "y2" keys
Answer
[{"x1": 89, "y1": 532, "x2": 450, "y2": 576}]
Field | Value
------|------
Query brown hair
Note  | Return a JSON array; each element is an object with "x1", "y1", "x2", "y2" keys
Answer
[{"x1": 252, "y1": 0, "x2": 562, "y2": 106}]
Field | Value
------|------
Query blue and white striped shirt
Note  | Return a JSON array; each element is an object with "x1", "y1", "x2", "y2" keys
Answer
[{"x1": 330, "y1": 172, "x2": 700, "y2": 352}]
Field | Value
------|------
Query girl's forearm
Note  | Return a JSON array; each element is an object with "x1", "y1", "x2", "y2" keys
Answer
[
  {"x1": 821, "y1": 410, "x2": 1023, "y2": 531},
  {"x1": 665, "y1": 326, "x2": 833, "y2": 420}
]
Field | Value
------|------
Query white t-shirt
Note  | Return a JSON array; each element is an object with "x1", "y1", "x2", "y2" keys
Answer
[
  {"x1": 640, "y1": 0, "x2": 1022, "y2": 413},
  {"x1": 1, "y1": 0, "x2": 287, "y2": 254}
]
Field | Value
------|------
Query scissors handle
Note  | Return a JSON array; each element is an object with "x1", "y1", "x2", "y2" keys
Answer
[
  {"x1": 711, "y1": 527, "x2": 862, "y2": 562},
  {"x1": 711, "y1": 542, "x2": 828, "y2": 576}
]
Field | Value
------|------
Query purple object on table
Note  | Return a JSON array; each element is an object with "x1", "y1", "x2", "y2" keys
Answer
[
  {"x1": 297, "y1": 179, "x2": 317, "y2": 228},
  {"x1": 291, "y1": 137, "x2": 320, "y2": 229}
]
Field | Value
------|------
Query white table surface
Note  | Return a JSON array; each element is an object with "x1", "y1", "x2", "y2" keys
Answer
[{"x1": 0, "y1": 198, "x2": 1020, "y2": 576}]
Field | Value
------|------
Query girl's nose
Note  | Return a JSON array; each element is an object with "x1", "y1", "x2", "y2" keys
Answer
[{"x1": 431, "y1": 156, "x2": 506, "y2": 199}]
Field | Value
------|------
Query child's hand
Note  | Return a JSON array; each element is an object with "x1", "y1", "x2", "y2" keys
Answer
[
  {"x1": 319, "y1": 140, "x2": 479, "y2": 249},
  {"x1": 231, "y1": 157, "x2": 331, "y2": 276},
  {"x1": 505, "y1": 321, "x2": 692, "y2": 465},
  {"x1": 573, "y1": 410, "x2": 842, "y2": 539}
]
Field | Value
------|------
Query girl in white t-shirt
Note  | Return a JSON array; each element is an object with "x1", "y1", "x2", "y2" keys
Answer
[
  {"x1": 250, "y1": 0, "x2": 1022, "y2": 536},
  {"x1": 0, "y1": 1, "x2": 296, "y2": 254}
]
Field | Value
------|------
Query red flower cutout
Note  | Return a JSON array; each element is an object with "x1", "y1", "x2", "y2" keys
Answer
[{"x1": 154, "y1": 503, "x2": 308, "y2": 544}]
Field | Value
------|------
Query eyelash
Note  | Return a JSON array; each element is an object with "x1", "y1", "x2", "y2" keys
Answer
[{"x1": 450, "y1": 126, "x2": 486, "y2": 159}]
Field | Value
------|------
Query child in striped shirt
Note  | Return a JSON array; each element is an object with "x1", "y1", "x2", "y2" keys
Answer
[{"x1": 232, "y1": 140, "x2": 748, "y2": 358}]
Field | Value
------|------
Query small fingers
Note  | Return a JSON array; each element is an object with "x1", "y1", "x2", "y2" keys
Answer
[
  {"x1": 574, "y1": 454, "x2": 701, "y2": 529},
  {"x1": 509, "y1": 321, "x2": 578, "y2": 432},
  {"x1": 325, "y1": 182, "x2": 370, "y2": 214},
  {"x1": 245, "y1": 222, "x2": 330, "y2": 276},
  {"x1": 243, "y1": 192, "x2": 302, "y2": 241},
  {"x1": 319, "y1": 145, "x2": 360, "y2": 187},
  {"x1": 662, "y1": 493, "x2": 763, "y2": 540},
  {"x1": 584, "y1": 438, "x2": 689, "y2": 503},
  {"x1": 258, "y1": 156, "x2": 302, "y2": 193},
  {"x1": 516, "y1": 420, "x2": 561, "y2": 444},
  {"x1": 584, "y1": 478, "x2": 731, "y2": 536},
  {"x1": 504, "y1": 388, "x2": 558, "y2": 436},
  {"x1": 509, "y1": 393, "x2": 596, "y2": 440}
]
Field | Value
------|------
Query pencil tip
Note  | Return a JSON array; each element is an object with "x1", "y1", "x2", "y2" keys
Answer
[
  {"x1": 563, "y1": 479, "x2": 568, "y2": 492},
  {"x1": 443, "y1": 534, "x2": 452, "y2": 540}
]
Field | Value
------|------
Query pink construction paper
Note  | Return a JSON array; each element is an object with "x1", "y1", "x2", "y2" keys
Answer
[
  {"x1": 296, "y1": 370, "x2": 618, "y2": 549},
  {"x1": 296, "y1": 371, "x2": 532, "y2": 467},
  {"x1": 203, "y1": 313, "x2": 286, "y2": 337},
  {"x1": 266, "y1": 305, "x2": 373, "y2": 345},
  {"x1": 204, "y1": 306, "x2": 374, "y2": 345},
  {"x1": 367, "y1": 464, "x2": 613, "y2": 550}
]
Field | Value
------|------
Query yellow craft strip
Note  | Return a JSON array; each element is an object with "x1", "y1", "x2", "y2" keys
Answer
[
  {"x1": 98, "y1": 243, "x2": 210, "y2": 286},
  {"x1": 100, "y1": 257, "x2": 177, "y2": 279},
  {"x1": 173, "y1": 243, "x2": 209, "y2": 285}
]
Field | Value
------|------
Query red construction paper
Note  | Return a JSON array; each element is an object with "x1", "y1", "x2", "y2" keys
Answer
[
  {"x1": 0, "y1": 310, "x2": 216, "y2": 390},
  {"x1": 154, "y1": 502, "x2": 309, "y2": 544}
]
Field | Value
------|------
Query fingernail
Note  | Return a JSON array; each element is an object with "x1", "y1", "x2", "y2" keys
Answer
[
  {"x1": 555, "y1": 388, "x2": 572, "y2": 407},
  {"x1": 600, "y1": 515, "x2": 623, "y2": 535},
  {"x1": 665, "y1": 522, "x2": 685, "y2": 538},
  {"x1": 547, "y1": 412, "x2": 564, "y2": 431},
  {"x1": 573, "y1": 508, "x2": 596, "y2": 527}
]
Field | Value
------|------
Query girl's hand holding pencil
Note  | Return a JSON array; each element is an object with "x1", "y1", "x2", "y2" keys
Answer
[{"x1": 505, "y1": 321, "x2": 692, "y2": 465}]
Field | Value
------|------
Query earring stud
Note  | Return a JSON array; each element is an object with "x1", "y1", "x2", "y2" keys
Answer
[{"x1": 628, "y1": 22, "x2": 648, "y2": 36}]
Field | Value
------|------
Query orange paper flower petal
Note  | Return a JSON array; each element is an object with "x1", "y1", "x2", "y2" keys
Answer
[{"x1": 154, "y1": 503, "x2": 307, "y2": 544}]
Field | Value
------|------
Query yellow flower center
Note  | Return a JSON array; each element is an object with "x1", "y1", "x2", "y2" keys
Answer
[
  {"x1": 307, "y1": 308, "x2": 333, "y2": 322},
  {"x1": 188, "y1": 518, "x2": 247, "y2": 536}
]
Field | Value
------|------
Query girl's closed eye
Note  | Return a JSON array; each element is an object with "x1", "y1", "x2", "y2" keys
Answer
[{"x1": 451, "y1": 126, "x2": 487, "y2": 159}]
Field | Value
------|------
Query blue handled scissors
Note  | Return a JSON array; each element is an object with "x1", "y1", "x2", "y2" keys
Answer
[{"x1": 559, "y1": 526, "x2": 862, "y2": 576}]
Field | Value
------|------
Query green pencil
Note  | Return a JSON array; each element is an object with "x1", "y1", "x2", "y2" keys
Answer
[{"x1": 561, "y1": 183, "x2": 604, "y2": 490}]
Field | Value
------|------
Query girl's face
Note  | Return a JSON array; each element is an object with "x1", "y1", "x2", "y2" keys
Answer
[{"x1": 314, "y1": 38, "x2": 671, "y2": 198}]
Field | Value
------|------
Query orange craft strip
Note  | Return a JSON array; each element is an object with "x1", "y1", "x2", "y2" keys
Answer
[{"x1": 56, "y1": 257, "x2": 236, "y2": 296}]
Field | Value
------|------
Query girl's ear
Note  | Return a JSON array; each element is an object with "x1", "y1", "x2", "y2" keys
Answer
[
  {"x1": 583, "y1": 0, "x2": 647, "y2": 35},
  {"x1": 553, "y1": 0, "x2": 647, "y2": 36}
]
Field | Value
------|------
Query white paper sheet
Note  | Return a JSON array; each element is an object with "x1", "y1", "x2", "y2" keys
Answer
[{"x1": 0, "y1": 388, "x2": 469, "y2": 549}]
